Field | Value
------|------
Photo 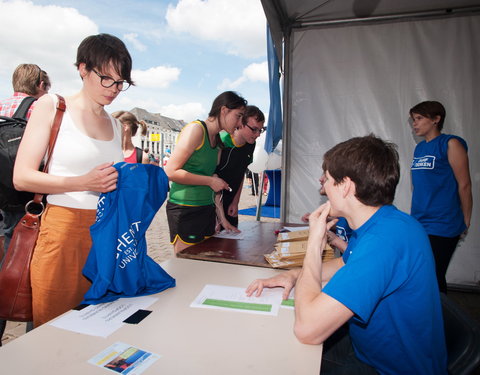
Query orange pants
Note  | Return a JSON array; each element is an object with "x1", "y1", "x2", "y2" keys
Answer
[{"x1": 30, "y1": 204, "x2": 96, "y2": 327}]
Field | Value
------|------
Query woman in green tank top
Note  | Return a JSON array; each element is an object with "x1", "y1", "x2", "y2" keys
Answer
[{"x1": 165, "y1": 91, "x2": 247, "y2": 254}]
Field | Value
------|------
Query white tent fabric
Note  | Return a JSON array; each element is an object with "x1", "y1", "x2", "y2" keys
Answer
[{"x1": 276, "y1": 13, "x2": 479, "y2": 287}]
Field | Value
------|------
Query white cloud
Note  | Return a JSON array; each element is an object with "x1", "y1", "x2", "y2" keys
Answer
[
  {"x1": 158, "y1": 102, "x2": 206, "y2": 122},
  {"x1": 0, "y1": 0, "x2": 98, "y2": 97},
  {"x1": 132, "y1": 66, "x2": 181, "y2": 89},
  {"x1": 112, "y1": 93, "x2": 205, "y2": 123},
  {"x1": 243, "y1": 62, "x2": 269, "y2": 82},
  {"x1": 166, "y1": 0, "x2": 266, "y2": 58},
  {"x1": 219, "y1": 61, "x2": 268, "y2": 90},
  {"x1": 123, "y1": 33, "x2": 147, "y2": 52}
]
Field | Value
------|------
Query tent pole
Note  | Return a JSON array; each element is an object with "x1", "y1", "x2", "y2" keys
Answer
[{"x1": 255, "y1": 171, "x2": 266, "y2": 221}]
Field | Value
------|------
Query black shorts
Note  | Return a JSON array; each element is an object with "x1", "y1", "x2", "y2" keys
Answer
[{"x1": 166, "y1": 201, "x2": 216, "y2": 245}]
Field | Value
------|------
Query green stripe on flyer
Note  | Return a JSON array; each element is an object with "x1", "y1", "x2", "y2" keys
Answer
[
  {"x1": 203, "y1": 298, "x2": 272, "y2": 312},
  {"x1": 281, "y1": 299, "x2": 295, "y2": 307}
]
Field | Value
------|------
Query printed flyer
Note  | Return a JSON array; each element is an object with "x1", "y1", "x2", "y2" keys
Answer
[{"x1": 88, "y1": 342, "x2": 159, "y2": 374}]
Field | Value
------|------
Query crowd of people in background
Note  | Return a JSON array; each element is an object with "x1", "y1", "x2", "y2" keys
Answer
[{"x1": 0, "y1": 31, "x2": 473, "y2": 375}]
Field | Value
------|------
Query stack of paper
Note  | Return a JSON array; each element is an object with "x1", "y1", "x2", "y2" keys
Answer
[{"x1": 264, "y1": 229, "x2": 335, "y2": 268}]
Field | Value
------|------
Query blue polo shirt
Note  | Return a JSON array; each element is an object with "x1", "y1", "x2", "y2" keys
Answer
[{"x1": 323, "y1": 205, "x2": 447, "y2": 374}]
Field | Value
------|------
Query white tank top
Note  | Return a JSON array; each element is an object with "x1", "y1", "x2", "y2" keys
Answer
[{"x1": 47, "y1": 94, "x2": 124, "y2": 209}]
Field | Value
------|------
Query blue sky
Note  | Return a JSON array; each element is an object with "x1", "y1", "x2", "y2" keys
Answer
[{"x1": 0, "y1": 0, "x2": 269, "y2": 122}]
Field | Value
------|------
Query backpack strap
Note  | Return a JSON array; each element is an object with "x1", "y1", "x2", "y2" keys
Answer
[
  {"x1": 135, "y1": 147, "x2": 143, "y2": 163},
  {"x1": 12, "y1": 96, "x2": 37, "y2": 120}
]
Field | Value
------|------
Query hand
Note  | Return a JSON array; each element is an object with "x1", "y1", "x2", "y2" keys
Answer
[
  {"x1": 308, "y1": 201, "x2": 334, "y2": 243},
  {"x1": 459, "y1": 228, "x2": 469, "y2": 241},
  {"x1": 301, "y1": 212, "x2": 310, "y2": 223},
  {"x1": 221, "y1": 219, "x2": 241, "y2": 233},
  {"x1": 84, "y1": 162, "x2": 118, "y2": 193},
  {"x1": 227, "y1": 202, "x2": 238, "y2": 217},
  {"x1": 209, "y1": 176, "x2": 229, "y2": 193},
  {"x1": 245, "y1": 270, "x2": 299, "y2": 300},
  {"x1": 326, "y1": 231, "x2": 347, "y2": 252}
]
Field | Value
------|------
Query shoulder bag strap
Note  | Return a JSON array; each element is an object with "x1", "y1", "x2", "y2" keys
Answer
[{"x1": 32, "y1": 94, "x2": 66, "y2": 206}]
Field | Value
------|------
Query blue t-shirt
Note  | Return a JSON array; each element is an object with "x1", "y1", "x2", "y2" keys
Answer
[
  {"x1": 323, "y1": 205, "x2": 447, "y2": 375},
  {"x1": 335, "y1": 217, "x2": 352, "y2": 243},
  {"x1": 411, "y1": 134, "x2": 467, "y2": 237},
  {"x1": 82, "y1": 162, "x2": 175, "y2": 304}
]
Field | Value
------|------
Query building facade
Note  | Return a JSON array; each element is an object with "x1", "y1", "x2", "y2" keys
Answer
[{"x1": 129, "y1": 107, "x2": 185, "y2": 164}]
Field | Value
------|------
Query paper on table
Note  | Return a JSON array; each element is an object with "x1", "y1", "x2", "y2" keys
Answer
[
  {"x1": 282, "y1": 226, "x2": 309, "y2": 232},
  {"x1": 213, "y1": 230, "x2": 245, "y2": 239},
  {"x1": 191, "y1": 284, "x2": 283, "y2": 316},
  {"x1": 49, "y1": 296, "x2": 158, "y2": 337},
  {"x1": 281, "y1": 288, "x2": 295, "y2": 310},
  {"x1": 88, "y1": 342, "x2": 160, "y2": 374}
]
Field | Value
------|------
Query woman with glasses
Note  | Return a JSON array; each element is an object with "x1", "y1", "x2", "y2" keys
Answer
[
  {"x1": 13, "y1": 33, "x2": 133, "y2": 327},
  {"x1": 165, "y1": 91, "x2": 247, "y2": 254}
]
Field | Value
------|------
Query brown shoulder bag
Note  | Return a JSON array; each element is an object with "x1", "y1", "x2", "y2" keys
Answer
[{"x1": 0, "y1": 94, "x2": 65, "y2": 321}]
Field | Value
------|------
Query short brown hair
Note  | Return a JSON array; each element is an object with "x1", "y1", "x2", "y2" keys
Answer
[
  {"x1": 242, "y1": 105, "x2": 265, "y2": 125},
  {"x1": 12, "y1": 64, "x2": 43, "y2": 95},
  {"x1": 409, "y1": 101, "x2": 446, "y2": 131},
  {"x1": 323, "y1": 134, "x2": 400, "y2": 206}
]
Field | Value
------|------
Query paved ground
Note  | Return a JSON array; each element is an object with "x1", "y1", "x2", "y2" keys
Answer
[{"x1": 1, "y1": 186, "x2": 279, "y2": 346}]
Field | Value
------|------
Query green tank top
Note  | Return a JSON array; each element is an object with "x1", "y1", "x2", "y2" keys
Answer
[{"x1": 169, "y1": 120, "x2": 219, "y2": 206}]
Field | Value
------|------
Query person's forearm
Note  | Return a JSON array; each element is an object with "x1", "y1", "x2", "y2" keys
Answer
[
  {"x1": 458, "y1": 183, "x2": 473, "y2": 228},
  {"x1": 168, "y1": 169, "x2": 212, "y2": 186},
  {"x1": 295, "y1": 238, "x2": 324, "y2": 298},
  {"x1": 14, "y1": 169, "x2": 86, "y2": 195},
  {"x1": 232, "y1": 177, "x2": 244, "y2": 205},
  {"x1": 215, "y1": 193, "x2": 228, "y2": 224},
  {"x1": 294, "y1": 236, "x2": 324, "y2": 322}
]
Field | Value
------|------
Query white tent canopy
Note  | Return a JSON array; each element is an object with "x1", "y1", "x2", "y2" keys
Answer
[{"x1": 261, "y1": 0, "x2": 480, "y2": 289}]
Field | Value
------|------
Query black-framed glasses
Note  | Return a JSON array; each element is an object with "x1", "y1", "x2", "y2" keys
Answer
[
  {"x1": 92, "y1": 69, "x2": 130, "y2": 91},
  {"x1": 245, "y1": 124, "x2": 266, "y2": 134}
]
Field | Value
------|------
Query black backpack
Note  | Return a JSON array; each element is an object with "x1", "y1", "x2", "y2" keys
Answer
[{"x1": 0, "y1": 96, "x2": 37, "y2": 211}]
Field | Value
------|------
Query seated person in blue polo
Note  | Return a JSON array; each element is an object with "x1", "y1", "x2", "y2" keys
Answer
[{"x1": 247, "y1": 135, "x2": 447, "y2": 374}]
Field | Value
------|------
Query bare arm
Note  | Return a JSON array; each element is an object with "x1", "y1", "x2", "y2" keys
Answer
[
  {"x1": 326, "y1": 231, "x2": 348, "y2": 253},
  {"x1": 141, "y1": 151, "x2": 150, "y2": 165},
  {"x1": 164, "y1": 123, "x2": 228, "y2": 192},
  {"x1": 227, "y1": 176, "x2": 244, "y2": 217},
  {"x1": 214, "y1": 191, "x2": 240, "y2": 233},
  {"x1": 294, "y1": 202, "x2": 353, "y2": 345},
  {"x1": 13, "y1": 95, "x2": 118, "y2": 195},
  {"x1": 448, "y1": 138, "x2": 472, "y2": 229}
]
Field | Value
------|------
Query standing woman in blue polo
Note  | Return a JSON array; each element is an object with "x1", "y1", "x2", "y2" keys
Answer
[{"x1": 409, "y1": 101, "x2": 472, "y2": 293}]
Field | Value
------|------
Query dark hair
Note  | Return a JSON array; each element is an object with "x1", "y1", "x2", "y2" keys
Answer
[
  {"x1": 75, "y1": 33, "x2": 133, "y2": 85},
  {"x1": 242, "y1": 105, "x2": 265, "y2": 125},
  {"x1": 323, "y1": 134, "x2": 400, "y2": 206},
  {"x1": 409, "y1": 101, "x2": 446, "y2": 131},
  {"x1": 207, "y1": 91, "x2": 247, "y2": 148},
  {"x1": 208, "y1": 91, "x2": 247, "y2": 118}
]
